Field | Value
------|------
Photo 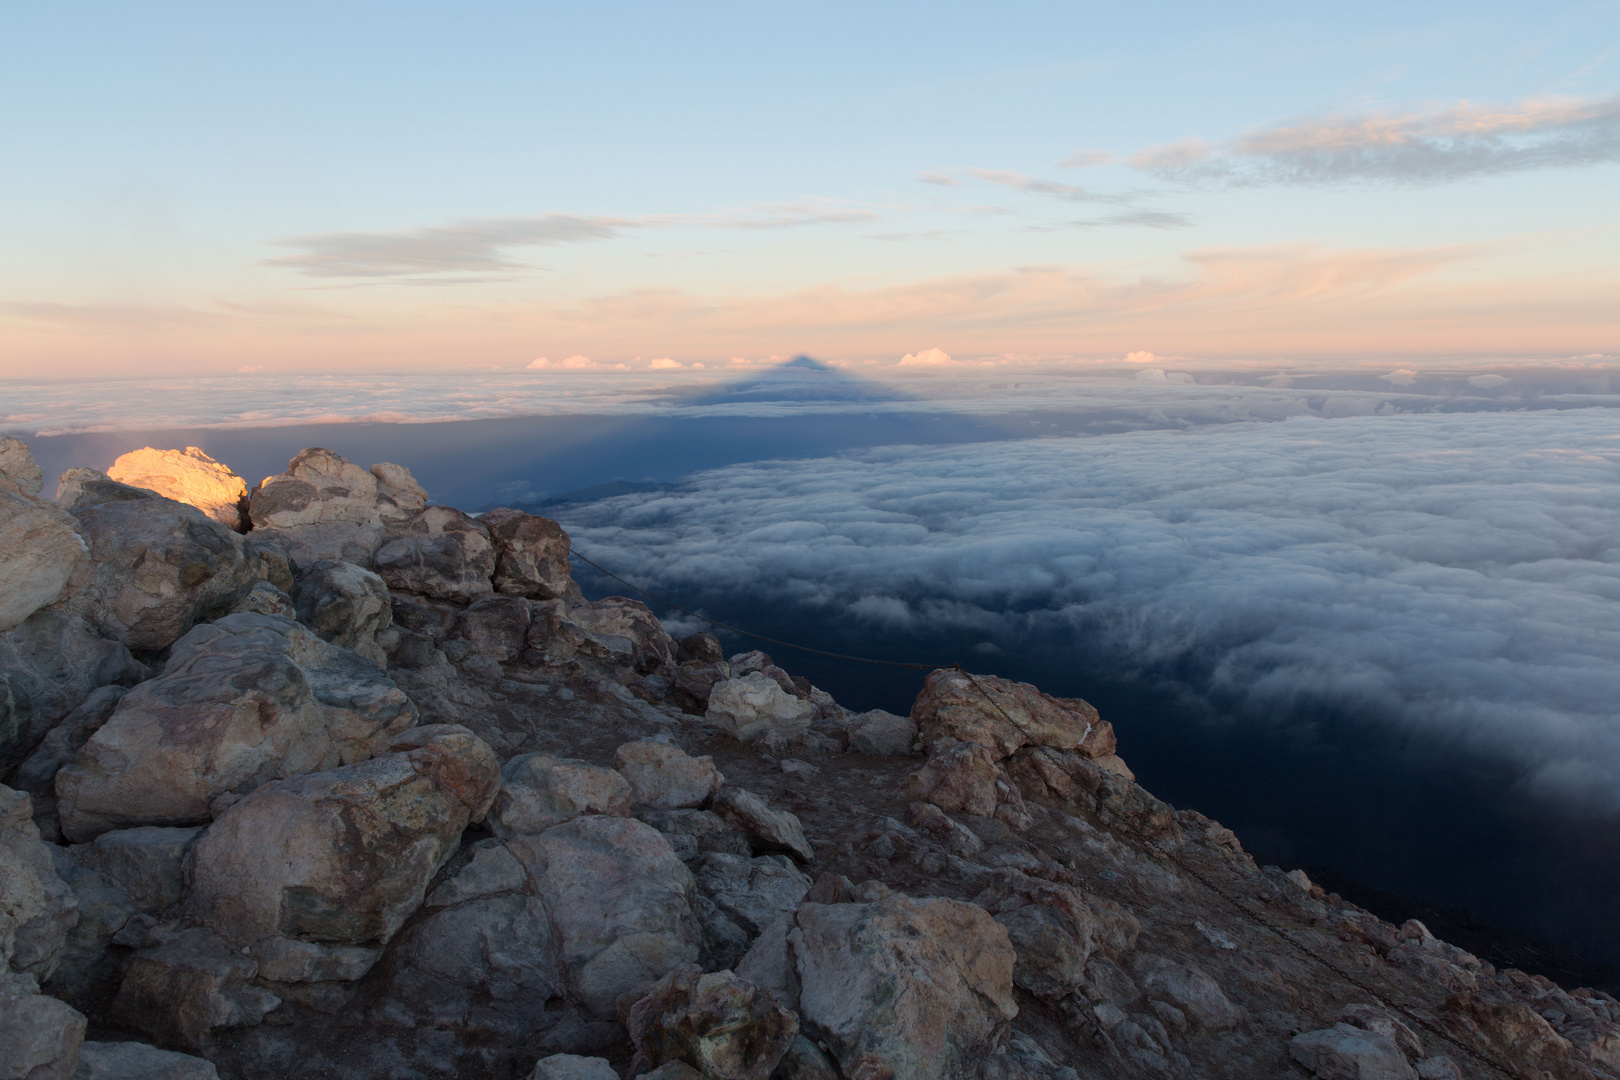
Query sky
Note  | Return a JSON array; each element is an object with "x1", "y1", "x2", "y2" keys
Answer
[{"x1": 2, "y1": 1, "x2": 1619, "y2": 378}]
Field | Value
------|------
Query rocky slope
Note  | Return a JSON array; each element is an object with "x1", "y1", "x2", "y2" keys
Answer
[{"x1": 1, "y1": 437, "x2": 1617, "y2": 1080}]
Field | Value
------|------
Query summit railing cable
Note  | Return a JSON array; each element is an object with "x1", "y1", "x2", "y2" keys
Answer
[{"x1": 571, "y1": 544, "x2": 1516, "y2": 1079}]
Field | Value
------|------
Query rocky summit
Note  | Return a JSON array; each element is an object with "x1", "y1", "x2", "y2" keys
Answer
[{"x1": 1, "y1": 438, "x2": 1617, "y2": 1080}]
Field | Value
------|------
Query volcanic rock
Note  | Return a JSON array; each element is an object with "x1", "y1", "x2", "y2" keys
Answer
[
  {"x1": 737, "y1": 894, "x2": 1017, "y2": 1080},
  {"x1": 372, "y1": 506, "x2": 495, "y2": 604},
  {"x1": 626, "y1": 966, "x2": 799, "y2": 1080},
  {"x1": 488, "y1": 753, "x2": 632, "y2": 838},
  {"x1": 72, "y1": 1040, "x2": 221, "y2": 1080},
  {"x1": 845, "y1": 708, "x2": 916, "y2": 757},
  {"x1": 505, "y1": 815, "x2": 701, "y2": 1016},
  {"x1": 481, "y1": 508, "x2": 581, "y2": 601},
  {"x1": 186, "y1": 725, "x2": 498, "y2": 947},
  {"x1": 248, "y1": 449, "x2": 387, "y2": 565},
  {"x1": 614, "y1": 740, "x2": 724, "y2": 810},
  {"x1": 291, "y1": 559, "x2": 392, "y2": 665},
  {"x1": 705, "y1": 674, "x2": 815, "y2": 746},
  {"x1": 107, "y1": 447, "x2": 249, "y2": 532},
  {"x1": 0, "y1": 481, "x2": 84, "y2": 635},
  {"x1": 0, "y1": 975, "x2": 86, "y2": 1080},
  {"x1": 0, "y1": 436, "x2": 45, "y2": 495},
  {"x1": 55, "y1": 613, "x2": 417, "y2": 841}
]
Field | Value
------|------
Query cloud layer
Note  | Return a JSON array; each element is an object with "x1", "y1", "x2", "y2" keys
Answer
[
  {"x1": 560, "y1": 409, "x2": 1620, "y2": 811},
  {"x1": 1133, "y1": 96, "x2": 1620, "y2": 186}
]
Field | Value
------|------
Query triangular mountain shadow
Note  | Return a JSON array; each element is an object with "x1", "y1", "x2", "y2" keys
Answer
[{"x1": 666, "y1": 355, "x2": 918, "y2": 407}]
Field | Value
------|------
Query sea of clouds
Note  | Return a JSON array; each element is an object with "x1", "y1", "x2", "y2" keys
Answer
[{"x1": 559, "y1": 408, "x2": 1620, "y2": 812}]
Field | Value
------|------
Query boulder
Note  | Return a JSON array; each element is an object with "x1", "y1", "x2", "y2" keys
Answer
[
  {"x1": 0, "y1": 437, "x2": 45, "y2": 495},
  {"x1": 71, "y1": 827, "x2": 202, "y2": 912},
  {"x1": 677, "y1": 633, "x2": 724, "y2": 664},
  {"x1": 1134, "y1": 957, "x2": 1241, "y2": 1030},
  {"x1": 1289, "y1": 1023, "x2": 1416, "y2": 1080},
  {"x1": 454, "y1": 595, "x2": 532, "y2": 661},
  {"x1": 505, "y1": 815, "x2": 701, "y2": 1016},
  {"x1": 636, "y1": 809, "x2": 752, "y2": 863},
  {"x1": 56, "y1": 613, "x2": 418, "y2": 841},
  {"x1": 391, "y1": 892, "x2": 560, "y2": 1024},
  {"x1": 845, "y1": 709, "x2": 916, "y2": 757},
  {"x1": 106, "y1": 447, "x2": 249, "y2": 532},
  {"x1": 186, "y1": 725, "x2": 498, "y2": 946},
  {"x1": 111, "y1": 927, "x2": 279, "y2": 1049},
  {"x1": 12, "y1": 686, "x2": 126, "y2": 798},
  {"x1": 71, "y1": 1040, "x2": 220, "y2": 1080},
  {"x1": 488, "y1": 754, "x2": 633, "y2": 839},
  {"x1": 906, "y1": 739, "x2": 1001, "y2": 818},
  {"x1": 229, "y1": 580, "x2": 295, "y2": 617},
  {"x1": 248, "y1": 448, "x2": 386, "y2": 566},
  {"x1": 481, "y1": 508, "x2": 580, "y2": 601},
  {"x1": 0, "y1": 482, "x2": 85, "y2": 634},
  {"x1": 0, "y1": 976, "x2": 87, "y2": 1080},
  {"x1": 614, "y1": 741, "x2": 724, "y2": 810},
  {"x1": 44, "y1": 850, "x2": 141, "y2": 1001},
  {"x1": 0, "y1": 785, "x2": 77, "y2": 980},
  {"x1": 292, "y1": 559, "x2": 392, "y2": 665},
  {"x1": 372, "y1": 507, "x2": 495, "y2": 604},
  {"x1": 706, "y1": 674, "x2": 815, "y2": 746},
  {"x1": 671, "y1": 661, "x2": 730, "y2": 711},
  {"x1": 994, "y1": 903, "x2": 1091, "y2": 1001},
  {"x1": 626, "y1": 966, "x2": 799, "y2": 1080},
  {"x1": 369, "y1": 462, "x2": 427, "y2": 526},
  {"x1": 737, "y1": 894, "x2": 1017, "y2": 1080},
  {"x1": 911, "y1": 668, "x2": 1113, "y2": 760},
  {"x1": 65, "y1": 479, "x2": 260, "y2": 651},
  {"x1": 771, "y1": 1036, "x2": 840, "y2": 1080},
  {"x1": 0, "y1": 615, "x2": 145, "y2": 780},
  {"x1": 563, "y1": 598, "x2": 676, "y2": 674},
  {"x1": 693, "y1": 852, "x2": 812, "y2": 937},
  {"x1": 424, "y1": 840, "x2": 528, "y2": 909},
  {"x1": 528, "y1": 1055, "x2": 619, "y2": 1080},
  {"x1": 712, "y1": 789, "x2": 813, "y2": 864},
  {"x1": 636, "y1": 1065, "x2": 704, "y2": 1080}
]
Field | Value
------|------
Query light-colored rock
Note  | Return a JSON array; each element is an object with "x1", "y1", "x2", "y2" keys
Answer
[
  {"x1": 1134, "y1": 956, "x2": 1241, "y2": 1030},
  {"x1": 0, "y1": 785, "x2": 77, "y2": 980},
  {"x1": 228, "y1": 580, "x2": 295, "y2": 618},
  {"x1": 528, "y1": 1054, "x2": 619, "y2": 1080},
  {"x1": 292, "y1": 559, "x2": 392, "y2": 665},
  {"x1": 1415, "y1": 1056, "x2": 1462, "y2": 1080},
  {"x1": 106, "y1": 447, "x2": 248, "y2": 532},
  {"x1": 249, "y1": 936, "x2": 378, "y2": 983},
  {"x1": 912, "y1": 667, "x2": 1113, "y2": 758},
  {"x1": 712, "y1": 788, "x2": 813, "y2": 864},
  {"x1": 372, "y1": 506, "x2": 495, "y2": 603},
  {"x1": 488, "y1": 753, "x2": 632, "y2": 839},
  {"x1": 906, "y1": 738, "x2": 1000, "y2": 818},
  {"x1": 562, "y1": 598, "x2": 676, "y2": 673},
  {"x1": 845, "y1": 709, "x2": 916, "y2": 757},
  {"x1": 0, "y1": 437, "x2": 45, "y2": 496},
  {"x1": 1289, "y1": 1023, "x2": 1416, "y2": 1080},
  {"x1": 248, "y1": 448, "x2": 387, "y2": 565},
  {"x1": 187, "y1": 725, "x2": 499, "y2": 946},
  {"x1": 626, "y1": 966, "x2": 799, "y2": 1080},
  {"x1": 506, "y1": 815, "x2": 700, "y2": 1016},
  {"x1": 737, "y1": 894, "x2": 1017, "y2": 1080},
  {"x1": 0, "y1": 482, "x2": 84, "y2": 634},
  {"x1": 706, "y1": 674, "x2": 815, "y2": 745},
  {"x1": 694, "y1": 852, "x2": 812, "y2": 937},
  {"x1": 0, "y1": 976, "x2": 86, "y2": 1080},
  {"x1": 481, "y1": 508, "x2": 579, "y2": 601},
  {"x1": 64, "y1": 480, "x2": 260, "y2": 651},
  {"x1": 72, "y1": 827, "x2": 202, "y2": 912},
  {"x1": 1339, "y1": 1003, "x2": 1423, "y2": 1059},
  {"x1": 71, "y1": 1040, "x2": 220, "y2": 1080},
  {"x1": 615, "y1": 741, "x2": 724, "y2": 810},
  {"x1": 56, "y1": 613, "x2": 417, "y2": 841},
  {"x1": 111, "y1": 927, "x2": 279, "y2": 1049},
  {"x1": 369, "y1": 462, "x2": 426, "y2": 526}
]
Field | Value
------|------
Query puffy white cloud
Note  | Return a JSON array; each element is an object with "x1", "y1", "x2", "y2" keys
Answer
[
  {"x1": 648, "y1": 357, "x2": 683, "y2": 369},
  {"x1": 1381, "y1": 369, "x2": 1419, "y2": 386},
  {"x1": 1469, "y1": 374, "x2": 1511, "y2": 389},
  {"x1": 898, "y1": 347, "x2": 953, "y2": 366},
  {"x1": 560, "y1": 409, "x2": 1620, "y2": 812}
]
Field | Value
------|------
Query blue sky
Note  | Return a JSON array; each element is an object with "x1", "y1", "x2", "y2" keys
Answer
[{"x1": 2, "y1": 1, "x2": 1617, "y2": 375}]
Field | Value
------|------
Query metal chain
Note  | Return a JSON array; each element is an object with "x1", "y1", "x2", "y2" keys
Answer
[{"x1": 570, "y1": 546, "x2": 1517, "y2": 1078}]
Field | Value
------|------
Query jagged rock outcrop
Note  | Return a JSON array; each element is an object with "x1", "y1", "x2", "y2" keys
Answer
[
  {"x1": 55, "y1": 613, "x2": 417, "y2": 840},
  {"x1": 6, "y1": 438, "x2": 1620, "y2": 1080},
  {"x1": 106, "y1": 447, "x2": 250, "y2": 533}
]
